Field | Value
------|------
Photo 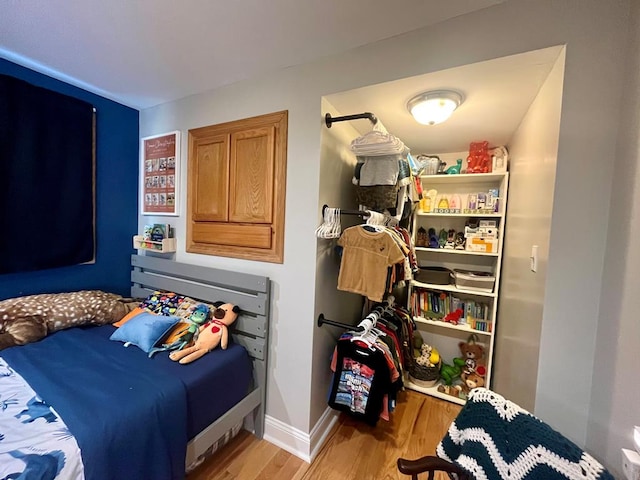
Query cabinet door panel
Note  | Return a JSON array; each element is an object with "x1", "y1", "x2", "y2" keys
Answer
[
  {"x1": 229, "y1": 126, "x2": 275, "y2": 223},
  {"x1": 192, "y1": 134, "x2": 229, "y2": 222},
  {"x1": 192, "y1": 222, "x2": 272, "y2": 249}
]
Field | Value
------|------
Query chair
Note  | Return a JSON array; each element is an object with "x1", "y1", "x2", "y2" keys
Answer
[{"x1": 397, "y1": 388, "x2": 613, "y2": 480}]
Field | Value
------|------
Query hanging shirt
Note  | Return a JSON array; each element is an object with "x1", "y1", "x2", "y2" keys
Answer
[
  {"x1": 337, "y1": 226, "x2": 406, "y2": 302},
  {"x1": 328, "y1": 339, "x2": 391, "y2": 426}
]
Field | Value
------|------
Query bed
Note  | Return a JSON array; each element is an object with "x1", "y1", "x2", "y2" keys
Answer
[{"x1": 0, "y1": 254, "x2": 271, "y2": 480}]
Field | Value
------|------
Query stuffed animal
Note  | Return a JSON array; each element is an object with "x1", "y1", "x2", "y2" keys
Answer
[
  {"x1": 443, "y1": 308, "x2": 463, "y2": 325},
  {"x1": 0, "y1": 291, "x2": 139, "y2": 350},
  {"x1": 461, "y1": 370, "x2": 485, "y2": 394},
  {"x1": 169, "y1": 303, "x2": 240, "y2": 364},
  {"x1": 148, "y1": 303, "x2": 210, "y2": 357},
  {"x1": 459, "y1": 334, "x2": 487, "y2": 378},
  {"x1": 440, "y1": 357, "x2": 466, "y2": 385},
  {"x1": 415, "y1": 343, "x2": 440, "y2": 367}
]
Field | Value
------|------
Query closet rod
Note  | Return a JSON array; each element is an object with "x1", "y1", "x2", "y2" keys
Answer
[
  {"x1": 325, "y1": 112, "x2": 378, "y2": 128},
  {"x1": 322, "y1": 204, "x2": 370, "y2": 218},
  {"x1": 317, "y1": 313, "x2": 365, "y2": 333}
]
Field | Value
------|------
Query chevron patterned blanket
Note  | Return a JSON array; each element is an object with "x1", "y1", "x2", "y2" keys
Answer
[{"x1": 437, "y1": 388, "x2": 613, "y2": 480}]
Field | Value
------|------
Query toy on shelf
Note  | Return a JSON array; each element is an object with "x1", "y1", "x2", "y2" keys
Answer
[
  {"x1": 410, "y1": 343, "x2": 442, "y2": 388},
  {"x1": 445, "y1": 158, "x2": 463, "y2": 174},
  {"x1": 134, "y1": 223, "x2": 176, "y2": 252},
  {"x1": 443, "y1": 308, "x2": 463, "y2": 324},
  {"x1": 466, "y1": 141, "x2": 492, "y2": 174},
  {"x1": 458, "y1": 334, "x2": 487, "y2": 394},
  {"x1": 490, "y1": 145, "x2": 509, "y2": 173},
  {"x1": 440, "y1": 357, "x2": 465, "y2": 385}
]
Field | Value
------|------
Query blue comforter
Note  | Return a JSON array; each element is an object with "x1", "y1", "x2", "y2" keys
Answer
[{"x1": 2, "y1": 327, "x2": 188, "y2": 480}]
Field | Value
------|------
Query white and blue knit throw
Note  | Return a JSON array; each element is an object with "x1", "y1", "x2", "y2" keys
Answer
[{"x1": 437, "y1": 388, "x2": 613, "y2": 480}]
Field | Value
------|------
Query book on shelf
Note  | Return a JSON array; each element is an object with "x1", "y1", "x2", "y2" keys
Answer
[{"x1": 411, "y1": 287, "x2": 492, "y2": 332}]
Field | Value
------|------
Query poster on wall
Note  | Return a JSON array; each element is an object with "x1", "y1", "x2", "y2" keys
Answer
[{"x1": 141, "y1": 131, "x2": 180, "y2": 216}]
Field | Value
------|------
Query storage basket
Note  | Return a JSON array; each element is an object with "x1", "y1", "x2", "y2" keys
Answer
[
  {"x1": 409, "y1": 360, "x2": 441, "y2": 388},
  {"x1": 453, "y1": 269, "x2": 496, "y2": 292},
  {"x1": 415, "y1": 266, "x2": 452, "y2": 285}
]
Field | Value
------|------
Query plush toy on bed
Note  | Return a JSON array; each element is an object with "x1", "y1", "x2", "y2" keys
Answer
[
  {"x1": 147, "y1": 303, "x2": 210, "y2": 357},
  {"x1": 169, "y1": 302, "x2": 240, "y2": 364},
  {"x1": 0, "y1": 290, "x2": 139, "y2": 350}
]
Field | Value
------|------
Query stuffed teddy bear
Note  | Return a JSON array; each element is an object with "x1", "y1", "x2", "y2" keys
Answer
[
  {"x1": 458, "y1": 334, "x2": 487, "y2": 378},
  {"x1": 169, "y1": 302, "x2": 240, "y2": 364},
  {"x1": 461, "y1": 370, "x2": 485, "y2": 394}
]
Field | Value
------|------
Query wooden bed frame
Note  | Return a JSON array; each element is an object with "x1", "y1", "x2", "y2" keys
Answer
[{"x1": 129, "y1": 254, "x2": 270, "y2": 469}]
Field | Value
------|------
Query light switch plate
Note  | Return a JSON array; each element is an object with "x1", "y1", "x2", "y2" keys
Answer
[{"x1": 530, "y1": 245, "x2": 538, "y2": 272}]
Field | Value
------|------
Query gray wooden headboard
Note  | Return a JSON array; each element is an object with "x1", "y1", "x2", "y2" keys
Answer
[{"x1": 129, "y1": 254, "x2": 270, "y2": 438}]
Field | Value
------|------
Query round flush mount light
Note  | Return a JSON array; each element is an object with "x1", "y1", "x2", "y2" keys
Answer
[{"x1": 407, "y1": 90, "x2": 464, "y2": 125}]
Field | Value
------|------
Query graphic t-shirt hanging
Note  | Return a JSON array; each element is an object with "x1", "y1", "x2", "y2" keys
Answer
[{"x1": 328, "y1": 339, "x2": 391, "y2": 426}]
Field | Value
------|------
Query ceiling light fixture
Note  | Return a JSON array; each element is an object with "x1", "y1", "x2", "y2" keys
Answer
[{"x1": 407, "y1": 90, "x2": 464, "y2": 125}]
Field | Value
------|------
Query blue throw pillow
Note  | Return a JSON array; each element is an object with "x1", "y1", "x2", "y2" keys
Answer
[{"x1": 109, "y1": 312, "x2": 179, "y2": 353}]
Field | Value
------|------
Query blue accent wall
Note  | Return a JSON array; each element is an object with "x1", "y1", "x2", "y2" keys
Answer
[{"x1": 0, "y1": 58, "x2": 139, "y2": 299}]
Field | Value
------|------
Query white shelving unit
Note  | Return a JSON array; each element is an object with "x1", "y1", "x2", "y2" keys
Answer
[
  {"x1": 407, "y1": 172, "x2": 509, "y2": 404},
  {"x1": 133, "y1": 235, "x2": 176, "y2": 253}
]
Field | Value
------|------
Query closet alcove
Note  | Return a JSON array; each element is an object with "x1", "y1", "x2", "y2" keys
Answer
[{"x1": 314, "y1": 44, "x2": 566, "y2": 413}]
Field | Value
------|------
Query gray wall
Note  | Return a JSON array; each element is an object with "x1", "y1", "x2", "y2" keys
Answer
[
  {"x1": 140, "y1": 0, "x2": 632, "y2": 469},
  {"x1": 587, "y1": 0, "x2": 640, "y2": 476},
  {"x1": 493, "y1": 49, "x2": 564, "y2": 411}
]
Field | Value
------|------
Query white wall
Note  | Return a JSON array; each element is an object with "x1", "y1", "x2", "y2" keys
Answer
[
  {"x1": 493, "y1": 49, "x2": 564, "y2": 411},
  {"x1": 140, "y1": 0, "x2": 631, "y2": 468},
  {"x1": 309, "y1": 98, "x2": 363, "y2": 436},
  {"x1": 587, "y1": 1, "x2": 640, "y2": 477}
]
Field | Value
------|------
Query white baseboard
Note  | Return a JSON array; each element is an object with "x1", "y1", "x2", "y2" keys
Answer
[{"x1": 264, "y1": 407, "x2": 339, "y2": 464}]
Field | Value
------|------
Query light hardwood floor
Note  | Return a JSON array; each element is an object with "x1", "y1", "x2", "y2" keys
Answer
[{"x1": 188, "y1": 390, "x2": 461, "y2": 480}]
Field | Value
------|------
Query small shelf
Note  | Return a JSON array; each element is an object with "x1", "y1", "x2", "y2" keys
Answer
[
  {"x1": 412, "y1": 279, "x2": 496, "y2": 298},
  {"x1": 414, "y1": 316, "x2": 492, "y2": 336},
  {"x1": 420, "y1": 172, "x2": 507, "y2": 185},
  {"x1": 404, "y1": 377, "x2": 466, "y2": 406},
  {"x1": 416, "y1": 212, "x2": 502, "y2": 218},
  {"x1": 414, "y1": 247, "x2": 499, "y2": 257},
  {"x1": 133, "y1": 235, "x2": 176, "y2": 253}
]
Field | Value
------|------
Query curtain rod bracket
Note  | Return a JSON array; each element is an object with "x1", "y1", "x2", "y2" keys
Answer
[{"x1": 325, "y1": 112, "x2": 378, "y2": 128}]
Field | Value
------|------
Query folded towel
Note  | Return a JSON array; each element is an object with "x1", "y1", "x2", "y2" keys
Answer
[{"x1": 351, "y1": 130, "x2": 406, "y2": 156}]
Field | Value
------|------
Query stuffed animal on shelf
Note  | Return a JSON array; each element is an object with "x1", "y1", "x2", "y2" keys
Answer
[
  {"x1": 415, "y1": 343, "x2": 440, "y2": 367},
  {"x1": 440, "y1": 357, "x2": 466, "y2": 385},
  {"x1": 461, "y1": 370, "x2": 485, "y2": 394},
  {"x1": 443, "y1": 308, "x2": 464, "y2": 325},
  {"x1": 169, "y1": 302, "x2": 240, "y2": 364},
  {"x1": 459, "y1": 334, "x2": 487, "y2": 378}
]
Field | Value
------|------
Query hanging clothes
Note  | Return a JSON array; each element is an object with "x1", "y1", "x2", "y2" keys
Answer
[
  {"x1": 350, "y1": 128, "x2": 412, "y2": 219},
  {"x1": 337, "y1": 226, "x2": 408, "y2": 302},
  {"x1": 326, "y1": 301, "x2": 416, "y2": 426},
  {"x1": 328, "y1": 338, "x2": 391, "y2": 426}
]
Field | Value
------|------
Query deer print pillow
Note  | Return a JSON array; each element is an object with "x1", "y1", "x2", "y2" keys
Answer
[{"x1": 0, "y1": 290, "x2": 139, "y2": 350}]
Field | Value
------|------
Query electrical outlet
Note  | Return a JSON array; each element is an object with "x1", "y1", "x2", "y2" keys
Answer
[{"x1": 622, "y1": 448, "x2": 640, "y2": 480}]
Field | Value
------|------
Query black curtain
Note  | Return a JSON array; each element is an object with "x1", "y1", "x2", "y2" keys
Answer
[{"x1": 0, "y1": 74, "x2": 95, "y2": 274}]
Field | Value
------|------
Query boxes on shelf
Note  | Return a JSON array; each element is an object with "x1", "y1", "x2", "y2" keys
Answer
[
  {"x1": 465, "y1": 236, "x2": 499, "y2": 253},
  {"x1": 454, "y1": 270, "x2": 495, "y2": 292},
  {"x1": 464, "y1": 219, "x2": 499, "y2": 253},
  {"x1": 415, "y1": 266, "x2": 452, "y2": 285}
]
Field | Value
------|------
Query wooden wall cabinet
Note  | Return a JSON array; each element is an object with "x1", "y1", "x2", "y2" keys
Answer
[{"x1": 187, "y1": 111, "x2": 287, "y2": 263}]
